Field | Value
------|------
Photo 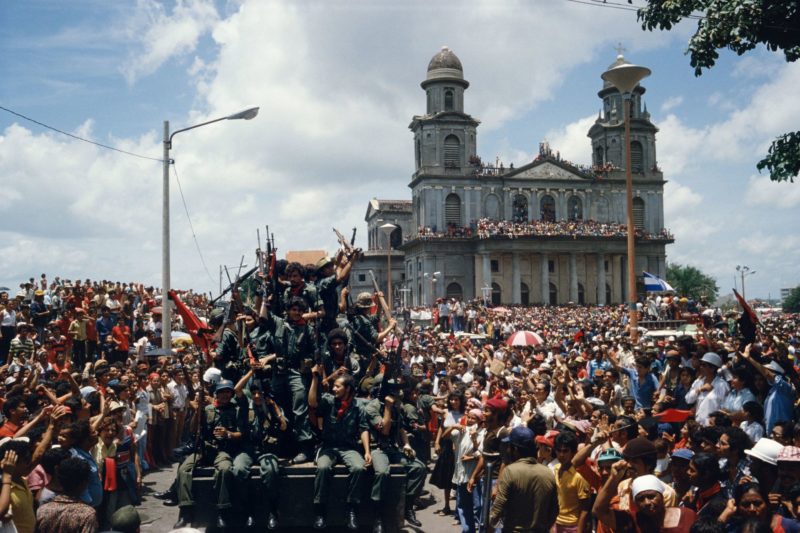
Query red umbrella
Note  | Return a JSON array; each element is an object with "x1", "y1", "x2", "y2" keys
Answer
[{"x1": 505, "y1": 330, "x2": 544, "y2": 347}]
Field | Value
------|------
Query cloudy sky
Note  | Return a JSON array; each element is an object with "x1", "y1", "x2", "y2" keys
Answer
[{"x1": 1, "y1": 0, "x2": 798, "y2": 300}]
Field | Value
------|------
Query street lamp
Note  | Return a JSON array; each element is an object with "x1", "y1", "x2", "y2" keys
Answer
[
  {"x1": 162, "y1": 107, "x2": 259, "y2": 350},
  {"x1": 602, "y1": 56, "x2": 650, "y2": 344},
  {"x1": 424, "y1": 271, "x2": 441, "y2": 306},
  {"x1": 736, "y1": 265, "x2": 756, "y2": 301},
  {"x1": 380, "y1": 223, "x2": 397, "y2": 313}
]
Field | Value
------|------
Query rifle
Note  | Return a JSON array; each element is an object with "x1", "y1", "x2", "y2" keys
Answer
[
  {"x1": 210, "y1": 266, "x2": 258, "y2": 305},
  {"x1": 368, "y1": 269, "x2": 401, "y2": 334},
  {"x1": 333, "y1": 227, "x2": 361, "y2": 259},
  {"x1": 378, "y1": 332, "x2": 404, "y2": 400}
]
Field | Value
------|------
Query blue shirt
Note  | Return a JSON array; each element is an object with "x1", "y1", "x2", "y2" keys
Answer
[
  {"x1": 71, "y1": 447, "x2": 103, "y2": 507},
  {"x1": 587, "y1": 359, "x2": 611, "y2": 383},
  {"x1": 765, "y1": 375, "x2": 796, "y2": 433},
  {"x1": 622, "y1": 367, "x2": 659, "y2": 410}
]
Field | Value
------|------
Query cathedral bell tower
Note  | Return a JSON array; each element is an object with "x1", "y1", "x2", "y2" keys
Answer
[
  {"x1": 410, "y1": 46, "x2": 479, "y2": 173},
  {"x1": 588, "y1": 54, "x2": 661, "y2": 178}
]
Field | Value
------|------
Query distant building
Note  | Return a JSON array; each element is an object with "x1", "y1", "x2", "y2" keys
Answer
[
  {"x1": 782, "y1": 286, "x2": 798, "y2": 304},
  {"x1": 353, "y1": 47, "x2": 673, "y2": 307}
]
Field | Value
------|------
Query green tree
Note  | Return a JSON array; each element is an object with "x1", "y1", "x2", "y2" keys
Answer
[
  {"x1": 666, "y1": 263, "x2": 719, "y2": 301},
  {"x1": 631, "y1": 0, "x2": 800, "y2": 182},
  {"x1": 784, "y1": 286, "x2": 800, "y2": 312}
]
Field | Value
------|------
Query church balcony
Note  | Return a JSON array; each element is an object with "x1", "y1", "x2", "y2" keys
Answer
[{"x1": 406, "y1": 218, "x2": 674, "y2": 244}]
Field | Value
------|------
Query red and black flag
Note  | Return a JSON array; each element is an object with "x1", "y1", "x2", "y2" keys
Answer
[
  {"x1": 733, "y1": 289, "x2": 759, "y2": 347},
  {"x1": 168, "y1": 290, "x2": 213, "y2": 361}
]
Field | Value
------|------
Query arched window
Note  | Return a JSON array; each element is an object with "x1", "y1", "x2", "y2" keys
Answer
[
  {"x1": 578, "y1": 283, "x2": 585, "y2": 305},
  {"x1": 418, "y1": 282, "x2": 423, "y2": 306},
  {"x1": 606, "y1": 283, "x2": 612, "y2": 305},
  {"x1": 512, "y1": 194, "x2": 528, "y2": 223},
  {"x1": 540, "y1": 195, "x2": 556, "y2": 222},
  {"x1": 444, "y1": 90, "x2": 454, "y2": 111},
  {"x1": 595, "y1": 146, "x2": 605, "y2": 166},
  {"x1": 445, "y1": 193, "x2": 462, "y2": 228},
  {"x1": 630, "y1": 140, "x2": 643, "y2": 173},
  {"x1": 491, "y1": 283, "x2": 502, "y2": 306},
  {"x1": 521, "y1": 282, "x2": 530, "y2": 306},
  {"x1": 568, "y1": 196, "x2": 583, "y2": 221},
  {"x1": 446, "y1": 282, "x2": 463, "y2": 299},
  {"x1": 444, "y1": 135, "x2": 461, "y2": 168},
  {"x1": 390, "y1": 227, "x2": 402, "y2": 248},
  {"x1": 549, "y1": 282, "x2": 558, "y2": 305},
  {"x1": 633, "y1": 197, "x2": 645, "y2": 230}
]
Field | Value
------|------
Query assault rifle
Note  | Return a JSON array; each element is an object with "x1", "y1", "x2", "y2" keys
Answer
[{"x1": 368, "y1": 269, "x2": 401, "y2": 334}]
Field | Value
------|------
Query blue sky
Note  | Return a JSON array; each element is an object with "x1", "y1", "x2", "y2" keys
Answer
[{"x1": 1, "y1": 0, "x2": 798, "y2": 300}]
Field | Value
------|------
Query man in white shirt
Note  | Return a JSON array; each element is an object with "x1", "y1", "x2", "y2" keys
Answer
[
  {"x1": 684, "y1": 352, "x2": 729, "y2": 426},
  {"x1": 167, "y1": 369, "x2": 189, "y2": 452}
]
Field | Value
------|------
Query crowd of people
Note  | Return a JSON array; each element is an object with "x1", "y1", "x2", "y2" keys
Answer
[
  {"x1": 1, "y1": 262, "x2": 800, "y2": 533},
  {"x1": 413, "y1": 218, "x2": 674, "y2": 242}
]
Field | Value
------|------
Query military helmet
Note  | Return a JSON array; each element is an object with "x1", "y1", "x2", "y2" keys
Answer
[
  {"x1": 355, "y1": 292, "x2": 373, "y2": 309},
  {"x1": 315, "y1": 256, "x2": 334, "y2": 272}
]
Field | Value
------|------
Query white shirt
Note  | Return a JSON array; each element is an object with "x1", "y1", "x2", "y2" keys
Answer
[
  {"x1": 685, "y1": 374, "x2": 729, "y2": 426},
  {"x1": 167, "y1": 379, "x2": 188, "y2": 410}
]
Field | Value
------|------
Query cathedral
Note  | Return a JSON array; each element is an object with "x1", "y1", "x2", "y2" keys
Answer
[{"x1": 351, "y1": 47, "x2": 673, "y2": 307}]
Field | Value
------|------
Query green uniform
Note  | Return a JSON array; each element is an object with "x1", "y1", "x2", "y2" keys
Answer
[
  {"x1": 315, "y1": 275, "x2": 341, "y2": 334},
  {"x1": 402, "y1": 401, "x2": 430, "y2": 464},
  {"x1": 282, "y1": 282, "x2": 322, "y2": 318},
  {"x1": 322, "y1": 347, "x2": 361, "y2": 384},
  {"x1": 260, "y1": 313, "x2": 315, "y2": 446},
  {"x1": 349, "y1": 313, "x2": 379, "y2": 362},
  {"x1": 363, "y1": 398, "x2": 426, "y2": 503},
  {"x1": 313, "y1": 392, "x2": 368, "y2": 505},
  {"x1": 176, "y1": 399, "x2": 251, "y2": 511},
  {"x1": 414, "y1": 393, "x2": 436, "y2": 463},
  {"x1": 246, "y1": 399, "x2": 285, "y2": 507}
]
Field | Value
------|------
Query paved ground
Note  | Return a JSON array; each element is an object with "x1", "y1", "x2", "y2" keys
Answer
[{"x1": 138, "y1": 461, "x2": 467, "y2": 532}]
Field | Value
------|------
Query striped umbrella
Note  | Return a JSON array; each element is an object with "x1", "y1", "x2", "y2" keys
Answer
[{"x1": 505, "y1": 330, "x2": 544, "y2": 347}]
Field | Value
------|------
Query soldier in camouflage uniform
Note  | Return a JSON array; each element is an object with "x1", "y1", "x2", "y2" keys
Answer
[
  {"x1": 281, "y1": 262, "x2": 323, "y2": 321},
  {"x1": 173, "y1": 380, "x2": 250, "y2": 530},
  {"x1": 309, "y1": 365, "x2": 370, "y2": 530},
  {"x1": 363, "y1": 381, "x2": 426, "y2": 533},
  {"x1": 348, "y1": 291, "x2": 396, "y2": 366},
  {"x1": 315, "y1": 251, "x2": 359, "y2": 336},
  {"x1": 321, "y1": 328, "x2": 362, "y2": 388},
  {"x1": 258, "y1": 294, "x2": 316, "y2": 464}
]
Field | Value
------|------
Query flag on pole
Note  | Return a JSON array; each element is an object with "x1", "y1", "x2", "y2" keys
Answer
[
  {"x1": 733, "y1": 288, "x2": 758, "y2": 346},
  {"x1": 643, "y1": 271, "x2": 674, "y2": 292}
]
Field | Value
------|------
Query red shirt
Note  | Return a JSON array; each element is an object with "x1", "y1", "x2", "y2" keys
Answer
[
  {"x1": 112, "y1": 324, "x2": 130, "y2": 351},
  {"x1": 85, "y1": 319, "x2": 97, "y2": 342},
  {"x1": 0, "y1": 421, "x2": 20, "y2": 438}
]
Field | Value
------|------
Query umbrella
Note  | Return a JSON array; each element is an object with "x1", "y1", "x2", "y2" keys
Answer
[
  {"x1": 0, "y1": 287, "x2": 10, "y2": 292},
  {"x1": 491, "y1": 306, "x2": 511, "y2": 315},
  {"x1": 505, "y1": 330, "x2": 544, "y2": 347},
  {"x1": 171, "y1": 331, "x2": 192, "y2": 340},
  {"x1": 150, "y1": 306, "x2": 162, "y2": 315}
]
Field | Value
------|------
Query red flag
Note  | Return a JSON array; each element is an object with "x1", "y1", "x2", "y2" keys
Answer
[
  {"x1": 733, "y1": 289, "x2": 759, "y2": 345},
  {"x1": 168, "y1": 290, "x2": 213, "y2": 359},
  {"x1": 653, "y1": 408, "x2": 692, "y2": 423}
]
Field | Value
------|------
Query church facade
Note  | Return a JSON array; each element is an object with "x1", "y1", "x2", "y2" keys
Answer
[{"x1": 357, "y1": 47, "x2": 673, "y2": 307}]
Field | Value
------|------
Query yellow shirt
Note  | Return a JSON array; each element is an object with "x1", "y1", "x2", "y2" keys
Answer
[
  {"x1": 553, "y1": 463, "x2": 591, "y2": 526},
  {"x1": 10, "y1": 478, "x2": 35, "y2": 533}
]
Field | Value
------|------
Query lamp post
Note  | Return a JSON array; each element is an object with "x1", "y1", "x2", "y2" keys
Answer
[
  {"x1": 162, "y1": 107, "x2": 259, "y2": 350},
  {"x1": 380, "y1": 223, "x2": 397, "y2": 313},
  {"x1": 424, "y1": 271, "x2": 440, "y2": 306},
  {"x1": 736, "y1": 265, "x2": 756, "y2": 301},
  {"x1": 602, "y1": 56, "x2": 650, "y2": 344}
]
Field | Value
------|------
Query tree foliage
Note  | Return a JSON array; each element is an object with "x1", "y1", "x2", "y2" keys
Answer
[
  {"x1": 784, "y1": 286, "x2": 800, "y2": 312},
  {"x1": 631, "y1": 0, "x2": 800, "y2": 182},
  {"x1": 666, "y1": 263, "x2": 719, "y2": 301}
]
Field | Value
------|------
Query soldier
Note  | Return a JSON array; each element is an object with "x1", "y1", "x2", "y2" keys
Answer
[
  {"x1": 210, "y1": 305, "x2": 243, "y2": 382},
  {"x1": 321, "y1": 328, "x2": 362, "y2": 388},
  {"x1": 315, "y1": 251, "x2": 359, "y2": 336},
  {"x1": 348, "y1": 291, "x2": 396, "y2": 363},
  {"x1": 259, "y1": 294, "x2": 316, "y2": 463},
  {"x1": 364, "y1": 381, "x2": 426, "y2": 533},
  {"x1": 173, "y1": 379, "x2": 250, "y2": 530},
  {"x1": 281, "y1": 262, "x2": 322, "y2": 321},
  {"x1": 309, "y1": 364, "x2": 370, "y2": 530},
  {"x1": 235, "y1": 366, "x2": 287, "y2": 530}
]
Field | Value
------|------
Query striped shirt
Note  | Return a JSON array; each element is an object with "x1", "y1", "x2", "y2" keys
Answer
[{"x1": 9, "y1": 336, "x2": 35, "y2": 362}]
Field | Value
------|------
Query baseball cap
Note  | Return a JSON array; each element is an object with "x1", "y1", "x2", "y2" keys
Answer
[
  {"x1": 215, "y1": 380, "x2": 235, "y2": 393},
  {"x1": 501, "y1": 426, "x2": 536, "y2": 450},
  {"x1": 597, "y1": 448, "x2": 624, "y2": 464},
  {"x1": 535, "y1": 430, "x2": 559, "y2": 448},
  {"x1": 671, "y1": 448, "x2": 695, "y2": 461}
]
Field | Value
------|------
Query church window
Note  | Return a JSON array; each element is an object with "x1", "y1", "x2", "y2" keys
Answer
[
  {"x1": 445, "y1": 193, "x2": 462, "y2": 228},
  {"x1": 595, "y1": 146, "x2": 604, "y2": 165},
  {"x1": 512, "y1": 194, "x2": 528, "y2": 222},
  {"x1": 633, "y1": 197, "x2": 645, "y2": 230},
  {"x1": 358, "y1": 274, "x2": 366, "y2": 282},
  {"x1": 390, "y1": 227, "x2": 402, "y2": 248},
  {"x1": 521, "y1": 283, "x2": 530, "y2": 305},
  {"x1": 484, "y1": 194, "x2": 500, "y2": 219},
  {"x1": 491, "y1": 260, "x2": 499, "y2": 273},
  {"x1": 568, "y1": 196, "x2": 583, "y2": 221},
  {"x1": 444, "y1": 89, "x2": 454, "y2": 111},
  {"x1": 548, "y1": 260, "x2": 555, "y2": 273},
  {"x1": 549, "y1": 282, "x2": 558, "y2": 305},
  {"x1": 630, "y1": 140, "x2": 643, "y2": 173},
  {"x1": 446, "y1": 282, "x2": 463, "y2": 299},
  {"x1": 578, "y1": 283, "x2": 585, "y2": 305},
  {"x1": 444, "y1": 135, "x2": 461, "y2": 167},
  {"x1": 606, "y1": 283, "x2": 612, "y2": 304},
  {"x1": 415, "y1": 139, "x2": 421, "y2": 167},
  {"x1": 491, "y1": 283, "x2": 502, "y2": 305},
  {"x1": 427, "y1": 90, "x2": 432, "y2": 114},
  {"x1": 540, "y1": 195, "x2": 556, "y2": 222}
]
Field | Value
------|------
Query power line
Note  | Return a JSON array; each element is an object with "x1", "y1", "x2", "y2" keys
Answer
[
  {"x1": 0, "y1": 104, "x2": 163, "y2": 162},
  {"x1": 562, "y1": 0, "x2": 704, "y2": 20},
  {"x1": 172, "y1": 161, "x2": 217, "y2": 286}
]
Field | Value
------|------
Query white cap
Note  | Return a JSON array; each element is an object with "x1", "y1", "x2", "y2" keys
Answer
[
  {"x1": 700, "y1": 352, "x2": 723, "y2": 368},
  {"x1": 745, "y1": 438, "x2": 784, "y2": 466},
  {"x1": 765, "y1": 361, "x2": 785, "y2": 375},
  {"x1": 631, "y1": 474, "x2": 666, "y2": 498}
]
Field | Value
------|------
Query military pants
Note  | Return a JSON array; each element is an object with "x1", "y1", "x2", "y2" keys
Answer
[
  {"x1": 176, "y1": 451, "x2": 251, "y2": 510},
  {"x1": 314, "y1": 447, "x2": 366, "y2": 505},
  {"x1": 257, "y1": 453, "x2": 280, "y2": 506},
  {"x1": 370, "y1": 447, "x2": 426, "y2": 502},
  {"x1": 271, "y1": 370, "x2": 313, "y2": 445}
]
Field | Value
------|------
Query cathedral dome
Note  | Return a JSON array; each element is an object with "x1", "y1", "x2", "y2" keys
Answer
[{"x1": 427, "y1": 46, "x2": 463, "y2": 72}]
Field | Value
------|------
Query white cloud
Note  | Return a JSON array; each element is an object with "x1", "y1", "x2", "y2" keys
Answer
[
  {"x1": 543, "y1": 115, "x2": 596, "y2": 166},
  {"x1": 745, "y1": 176, "x2": 800, "y2": 209},
  {"x1": 663, "y1": 180, "x2": 702, "y2": 218},
  {"x1": 660, "y1": 96, "x2": 683, "y2": 113},
  {"x1": 121, "y1": 0, "x2": 220, "y2": 83}
]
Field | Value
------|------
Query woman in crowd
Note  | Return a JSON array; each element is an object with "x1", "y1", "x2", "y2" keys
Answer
[{"x1": 431, "y1": 389, "x2": 466, "y2": 519}]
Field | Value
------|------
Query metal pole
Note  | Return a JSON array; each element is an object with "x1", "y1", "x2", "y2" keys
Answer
[
  {"x1": 741, "y1": 270, "x2": 746, "y2": 301},
  {"x1": 387, "y1": 243, "x2": 393, "y2": 313},
  {"x1": 162, "y1": 121, "x2": 172, "y2": 351},
  {"x1": 623, "y1": 95, "x2": 638, "y2": 343}
]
